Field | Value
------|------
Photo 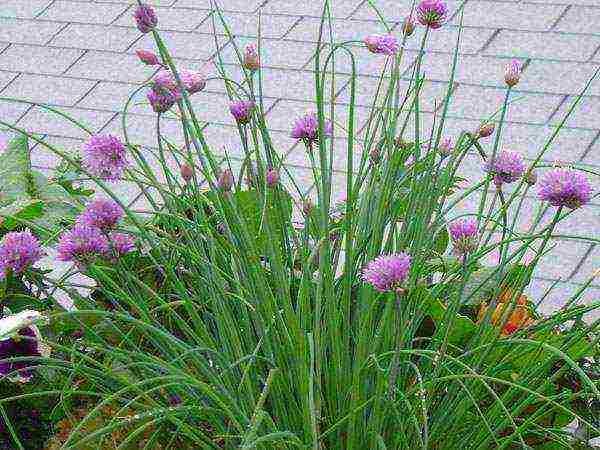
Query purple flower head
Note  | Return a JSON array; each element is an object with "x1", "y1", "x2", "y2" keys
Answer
[
  {"x1": 136, "y1": 49, "x2": 160, "y2": 66},
  {"x1": 77, "y1": 198, "x2": 123, "y2": 230},
  {"x1": 152, "y1": 69, "x2": 205, "y2": 97},
  {"x1": 417, "y1": 0, "x2": 448, "y2": 29},
  {"x1": 134, "y1": 3, "x2": 157, "y2": 33},
  {"x1": 229, "y1": 100, "x2": 255, "y2": 125},
  {"x1": 243, "y1": 43, "x2": 260, "y2": 71},
  {"x1": 147, "y1": 89, "x2": 177, "y2": 114},
  {"x1": 109, "y1": 232, "x2": 136, "y2": 256},
  {"x1": 291, "y1": 113, "x2": 333, "y2": 146},
  {"x1": 266, "y1": 168, "x2": 279, "y2": 187},
  {"x1": 0, "y1": 231, "x2": 42, "y2": 279},
  {"x1": 485, "y1": 150, "x2": 525, "y2": 186},
  {"x1": 152, "y1": 69, "x2": 179, "y2": 94},
  {"x1": 402, "y1": 16, "x2": 417, "y2": 36},
  {"x1": 363, "y1": 252, "x2": 411, "y2": 293},
  {"x1": 0, "y1": 326, "x2": 43, "y2": 382},
  {"x1": 449, "y1": 218, "x2": 478, "y2": 255},
  {"x1": 83, "y1": 134, "x2": 128, "y2": 181},
  {"x1": 363, "y1": 34, "x2": 399, "y2": 56},
  {"x1": 57, "y1": 225, "x2": 109, "y2": 264},
  {"x1": 505, "y1": 59, "x2": 521, "y2": 87},
  {"x1": 537, "y1": 168, "x2": 592, "y2": 209}
]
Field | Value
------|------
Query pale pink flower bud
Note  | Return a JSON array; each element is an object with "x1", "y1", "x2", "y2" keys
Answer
[
  {"x1": 181, "y1": 164, "x2": 193, "y2": 183},
  {"x1": 504, "y1": 59, "x2": 521, "y2": 87},
  {"x1": 218, "y1": 169, "x2": 234, "y2": 192},
  {"x1": 476, "y1": 122, "x2": 495, "y2": 139},
  {"x1": 136, "y1": 49, "x2": 160, "y2": 66}
]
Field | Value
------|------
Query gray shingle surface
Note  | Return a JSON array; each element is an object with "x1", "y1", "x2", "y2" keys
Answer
[{"x1": 0, "y1": 0, "x2": 597, "y2": 308}]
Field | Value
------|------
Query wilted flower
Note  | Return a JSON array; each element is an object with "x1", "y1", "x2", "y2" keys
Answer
[
  {"x1": 83, "y1": 134, "x2": 128, "y2": 181},
  {"x1": 363, "y1": 253, "x2": 411, "y2": 293},
  {"x1": 291, "y1": 113, "x2": 333, "y2": 146},
  {"x1": 363, "y1": 34, "x2": 399, "y2": 56},
  {"x1": 134, "y1": 3, "x2": 157, "y2": 34},
  {"x1": 438, "y1": 137, "x2": 453, "y2": 158},
  {"x1": 478, "y1": 290, "x2": 535, "y2": 336},
  {"x1": 416, "y1": 0, "x2": 448, "y2": 29},
  {"x1": 147, "y1": 89, "x2": 177, "y2": 113},
  {"x1": 229, "y1": 100, "x2": 255, "y2": 125},
  {"x1": 109, "y1": 232, "x2": 136, "y2": 256},
  {"x1": 218, "y1": 169, "x2": 234, "y2": 192},
  {"x1": 0, "y1": 231, "x2": 42, "y2": 279},
  {"x1": 266, "y1": 168, "x2": 279, "y2": 187},
  {"x1": 180, "y1": 69, "x2": 206, "y2": 94},
  {"x1": 57, "y1": 225, "x2": 109, "y2": 264},
  {"x1": 402, "y1": 16, "x2": 417, "y2": 36},
  {"x1": 243, "y1": 43, "x2": 260, "y2": 71},
  {"x1": 448, "y1": 218, "x2": 478, "y2": 255},
  {"x1": 524, "y1": 170, "x2": 537, "y2": 186},
  {"x1": 77, "y1": 198, "x2": 123, "y2": 230},
  {"x1": 476, "y1": 122, "x2": 495, "y2": 139},
  {"x1": 504, "y1": 59, "x2": 521, "y2": 87},
  {"x1": 181, "y1": 164, "x2": 193, "y2": 183},
  {"x1": 136, "y1": 49, "x2": 160, "y2": 66},
  {"x1": 537, "y1": 168, "x2": 592, "y2": 209},
  {"x1": 369, "y1": 146, "x2": 381, "y2": 163},
  {"x1": 485, "y1": 150, "x2": 525, "y2": 186},
  {"x1": 302, "y1": 199, "x2": 314, "y2": 216},
  {"x1": 151, "y1": 69, "x2": 206, "y2": 98},
  {"x1": 0, "y1": 319, "x2": 49, "y2": 383}
]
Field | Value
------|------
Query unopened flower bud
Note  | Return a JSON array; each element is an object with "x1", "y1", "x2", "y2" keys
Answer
[
  {"x1": 524, "y1": 170, "x2": 537, "y2": 186},
  {"x1": 504, "y1": 59, "x2": 521, "y2": 88},
  {"x1": 136, "y1": 49, "x2": 160, "y2": 66},
  {"x1": 266, "y1": 168, "x2": 279, "y2": 187},
  {"x1": 439, "y1": 137, "x2": 453, "y2": 157},
  {"x1": 303, "y1": 199, "x2": 314, "y2": 216},
  {"x1": 218, "y1": 169, "x2": 234, "y2": 192},
  {"x1": 134, "y1": 3, "x2": 157, "y2": 34},
  {"x1": 369, "y1": 146, "x2": 381, "y2": 163},
  {"x1": 402, "y1": 16, "x2": 417, "y2": 36},
  {"x1": 476, "y1": 122, "x2": 495, "y2": 139},
  {"x1": 243, "y1": 43, "x2": 260, "y2": 71},
  {"x1": 181, "y1": 164, "x2": 193, "y2": 183}
]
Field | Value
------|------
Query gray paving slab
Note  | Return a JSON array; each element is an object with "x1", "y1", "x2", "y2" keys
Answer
[
  {"x1": 114, "y1": 5, "x2": 209, "y2": 31},
  {"x1": 195, "y1": 11, "x2": 300, "y2": 39},
  {"x1": 48, "y1": 23, "x2": 141, "y2": 52},
  {"x1": 0, "y1": 18, "x2": 66, "y2": 46},
  {"x1": 0, "y1": 0, "x2": 53, "y2": 19},
  {"x1": 555, "y1": 6, "x2": 600, "y2": 35},
  {"x1": 1, "y1": 73, "x2": 97, "y2": 107},
  {"x1": 0, "y1": 44, "x2": 85, "y2": 75},
  {"x1": 38, "y1": 1, "x2": 129, "y2": 24},
  {"x1": 66, "y1": 50, "x2": 157, "y2": 83}
]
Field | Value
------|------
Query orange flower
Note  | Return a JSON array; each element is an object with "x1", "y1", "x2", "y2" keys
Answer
[{"x1": 478, "y1": 290, "x2": 535, "y2": 336}]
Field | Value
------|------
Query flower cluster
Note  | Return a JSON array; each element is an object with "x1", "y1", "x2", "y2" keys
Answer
[
  {"x1": 291, "y1": 112, "x2": 333, "y2": 146},
  {"x1": 417, "y1": 0, "x2": 448, "y2": 29},
  {"x1": 449, "y1": 218, "x2": 478, "y2": 256},
  {"x1": 0, "y1": 231, "x2": 42, "y2": 279},
  {"x1": 229, "y1": 100, "x2": 255, "y2": 125},
  {"x1": 363, "y1": 253, "x2": 412, "y2": 293},
  {"x1": 83, "y1": 134, "x2": 129, "y2": 181},
  {"x1": 537, "y1": 168, "x2": 592, "y2": 209},
  {"x1": 134, "y1": 3, "x2": 157, "y2": 34},
  {"x1": 364, "y1": 34, "x2": 399, "y2": 56},
  {"x1": 57, "y1": 199, "x2": 135, "y2": 266},
  {"x1": 484, "y1": 150, "x2": 525, "y2": 186},
  {"x1": 478, "y1": 290, "x2": 535, "y2": 336},
  {"x1": 148, "y1": 69, "x2": 206, "y2": 113}
]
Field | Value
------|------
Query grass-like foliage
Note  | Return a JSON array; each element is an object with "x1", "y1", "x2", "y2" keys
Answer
[{"x1": 0, "y1": 1, "x2": 599, "y2": 448}]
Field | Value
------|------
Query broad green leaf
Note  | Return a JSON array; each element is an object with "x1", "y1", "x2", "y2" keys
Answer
[
  {"x1": 0, "y1": 135, "x2": 33, "y2": 203},
  {"x1": 432, "y1": 226, "x2": 449, "y2": 255},
  {"x1": 0, "y1": 198, "x2": 44, "y2": 230}
]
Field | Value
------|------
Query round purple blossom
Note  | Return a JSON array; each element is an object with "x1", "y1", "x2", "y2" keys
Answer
[
  {"x1": 484, "y1": 150, "x2": 525, "y2": 186},
  {"x1": 180, "y1": 69, "x2": 206, "y2": 94},
  {"x1": 77, "y1": 198, "x2": 123, "y2": 230},
  {"x1": 109, "y1": 232, "x2": 136, "y2": 256},
  {"x1": 134, "y1": 3, "x2": 157, "y2": 34},
  {"x1": 83, "y1": 134, "x2": 128, "y2": 181},
  {"x1": 505, "y1": 59, "x2": 521, "y2": 87},
  {"x1": 147, "y1": 89, "x2": 177, "y2": 114},
  {"x1": 291, "y1": 113, "x2": 333, "y2": 146},
  {"x1": 151, "y1": 69, "x2": 206, "y2": 97},
  {"x1": 449, "y1": 218, "x2": 478, "y2": 255},
  {"x1": 417, "y1": 0, "x2": 448, "y2": 29},
  {"x1": 0, "y1": 231, "x2": 42, "y2": 279},
  {"x1": 57, "y1": 225, "x2": 109, "y2": 264},
  {"x1": 363, "y1": 34, "x2": 399, "y2": 56},
  {"x1": 266, "y1": 168, "x2": 279, "y2": 187},
  {"x1": 363, "y1": 252, "x2": 411, "y2": 293},
  {"x1": 229, "y1": 100, "x2": 255, "y2": 125},
  {"x1": 0, "y1": 326, "x2": 43, "y2": 382},
  {"x1": 537, "y1": 168, "x2": 592, "y2": 209}
]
